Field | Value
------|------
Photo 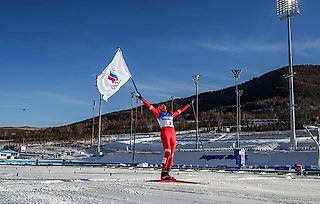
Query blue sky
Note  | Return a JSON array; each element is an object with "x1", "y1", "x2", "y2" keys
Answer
[{"x1": 0, "y1": 0, "x2": 319, "y2": 127}]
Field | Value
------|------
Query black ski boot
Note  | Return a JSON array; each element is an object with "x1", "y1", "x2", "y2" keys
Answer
[{"x1": 161, "y1": 168, "x2": 175, "y2": 180}]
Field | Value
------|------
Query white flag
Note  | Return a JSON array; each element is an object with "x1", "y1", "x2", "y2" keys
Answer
[{"x1": 97, "y1": 48, "x2": 132, "y2": 101}]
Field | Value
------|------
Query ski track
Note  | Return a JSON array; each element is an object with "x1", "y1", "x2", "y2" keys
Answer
[{"x1": 0, "y1": 166, "x2": 320, "y2": 204}]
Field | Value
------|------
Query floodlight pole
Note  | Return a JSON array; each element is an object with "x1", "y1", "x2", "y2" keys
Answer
[
  {"x1": 287, "y1": 16, "x2": 297, "y2": 149},
  {"x1": 277, "y1": 0, "x2": 300, "y2": 149},
  {"x1": 130, "y1": 91, "x2": 135, "y2": 150},
  {"x1": 239, "y1": 90, "x2": 244, "y2": 132},
  {"x1": 232, "y1": 69, "x2": 242, "y2": 148},
  {"x1": 192, "y1": 74, "x2": 200, "y2": 149}
]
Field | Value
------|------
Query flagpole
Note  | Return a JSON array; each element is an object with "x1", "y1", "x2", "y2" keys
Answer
[
  {"x1": 132, "y1": 95, "x2": 138, "y2": 165},
  {"x1": 91, "y1": 100, "x2": 96, "y2": 146},
  {"x1": 96, "y1": 73, "x2": 103, "y2": 157},
  {"x1": 97, "y1": 93, "x2": 103, "y2": 156},
  {"x1": 131, "y1": 78, "x2": 140, "y2": 93},
  {"x1": 94, "y1": 73, "x2": 103, "y2": 156},
  {"x1": 95, "y1": 47, "x2": 134, "y2": 158}
]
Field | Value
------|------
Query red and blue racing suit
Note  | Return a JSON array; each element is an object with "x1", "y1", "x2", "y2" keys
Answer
[{"x1": 140, "y1": 98, "x2": 190, "y2": 170}]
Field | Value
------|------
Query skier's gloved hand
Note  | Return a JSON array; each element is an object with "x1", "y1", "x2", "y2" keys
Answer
[
  {"x1": 188, "y1": 98, "x2": 195, "y2": 107},
  {"x1": 137, "y1": 92, "x2": 142, "y2": 100}
]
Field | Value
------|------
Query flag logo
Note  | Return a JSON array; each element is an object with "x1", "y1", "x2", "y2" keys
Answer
[
  {"x1": 108, "y1": 71, "x2": 119, "y2": 83},
  {"x1": 108, "y1": 70, "x2": 121, "y2": 90}
]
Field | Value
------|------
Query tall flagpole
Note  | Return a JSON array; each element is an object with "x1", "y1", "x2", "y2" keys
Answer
[
  {"x1": 91, "y1": 100, "x2": 96, "y2": 146},
  {"x1": 130, "y1": 91, "x2": 135, "y2": 150},
  {"x1": 96, "y1": 47, "x2": 133, "y2": 156},
  {"x1": 95, "y1": 74, "x2": 103, "y2": 157},
  {"x1": 132, "y1": 95, "x2": 138, "y2": 165},
  {"x1": 97, "y1": 93, "x2": 103, "y2": 156}
]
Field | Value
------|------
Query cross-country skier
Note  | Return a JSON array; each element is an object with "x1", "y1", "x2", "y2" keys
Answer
[{"x1": 137, "y1": 92, "x2": 193, "y2": 180}]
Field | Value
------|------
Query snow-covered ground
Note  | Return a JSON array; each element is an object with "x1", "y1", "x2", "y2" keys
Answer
[
  {"x1": 0, "y1": 165, "x2": 320, "y2": 204},
  {"x1": 1, "y1": 130, "x2": 320, "y2": 203}
]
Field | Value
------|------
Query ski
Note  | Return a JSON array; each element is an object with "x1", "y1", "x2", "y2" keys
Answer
[{"x1": 146, "y1": 179, "x2": 209, "y2": 185}]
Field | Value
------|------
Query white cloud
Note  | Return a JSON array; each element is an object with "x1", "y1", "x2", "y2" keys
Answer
[
  {"x1": 295, "y1": 39, "x2": 320, "y2": 50},
  {"x1": 198, "y1": 41, "x2": 285, "y2": 53},
  {"x1": 0, "y1": 91, "x2": 36, "y2": 101},
  {"x1": 198, "y1": 39, "x2": 320, "y2": 54}
]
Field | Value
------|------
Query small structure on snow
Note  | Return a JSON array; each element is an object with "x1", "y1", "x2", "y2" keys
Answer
[{"x1": 0, "y1": 149, "x2": 19, "y2": 159}]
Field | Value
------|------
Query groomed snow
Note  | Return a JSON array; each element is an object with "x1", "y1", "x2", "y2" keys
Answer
[{"x1": 0, "y1": 165, "x2": 319, "y2": 204}]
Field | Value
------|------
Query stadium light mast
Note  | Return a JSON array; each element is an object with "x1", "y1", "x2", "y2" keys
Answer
[
  {"x1": 239, "y1": 90, "x2": 244, "y2": 132},
  {"x1": 277, "y1": 0, "x2": 300, "y2": 149},
  {"x1": 232, "y1": 69, "x2": 242, "y2": 148},
  {"x1": 192, "y1": 74, "x2": 200, "y2": 149}
]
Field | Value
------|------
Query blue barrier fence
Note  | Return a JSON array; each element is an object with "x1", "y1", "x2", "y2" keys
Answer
[{"x1": 0, "y1": 159, "x2": 319, "y2": 172}]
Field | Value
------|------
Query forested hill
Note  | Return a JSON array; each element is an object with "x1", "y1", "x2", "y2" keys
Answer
[
  {"x1": 192, "y1": 64, "x2": 320, "y2": 113},
  {"x1": 1, "y1": 64, "x2": 320, "y2": 142}
]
